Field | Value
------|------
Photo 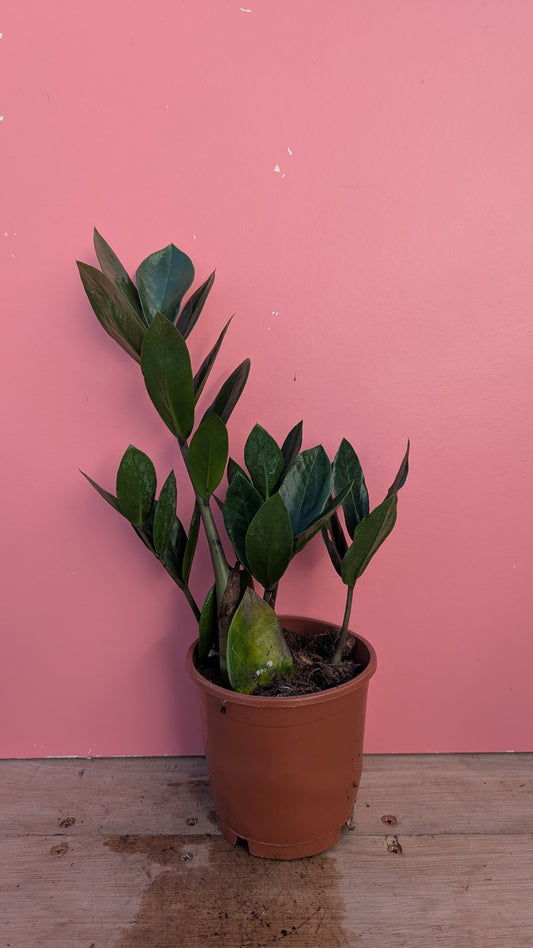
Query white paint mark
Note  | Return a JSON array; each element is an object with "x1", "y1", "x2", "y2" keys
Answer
[
  {"x1": 240, "y1": 7, "x2": 253, "y2": 12},
  {"x1": 274, "y1": 164, "x2": 281, "y2": 173},
  {"x1": 288, "y1": 146, "x2": 294, "y2": 155},
  {"x1": 271, "y1": 310, "x2": 279, "y2": 316},
  {"x1": 281, "y1": 173, "x2": 286, "y2": 178},
  {"x1": 193, "y1": 233, "x2": 197, "y2": 240},
  {"x1": 0, "y1": 116, "x2": 4, "y2": 122}
]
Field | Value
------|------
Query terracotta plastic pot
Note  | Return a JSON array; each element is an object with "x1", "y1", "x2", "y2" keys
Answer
[{"x1": 185, "y1": 615, "x2": 377, "y2": 859}]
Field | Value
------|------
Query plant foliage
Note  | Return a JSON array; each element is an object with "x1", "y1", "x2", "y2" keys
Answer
[{"x1": 79, "y1": 230, "x2": 409, "y2": 689}]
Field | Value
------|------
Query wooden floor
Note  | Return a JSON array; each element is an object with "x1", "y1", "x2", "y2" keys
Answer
[{"x1": 1, "y1": 754, "x2": 532, "y2": 947}]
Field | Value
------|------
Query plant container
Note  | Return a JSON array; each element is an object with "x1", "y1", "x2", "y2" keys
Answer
[{"x1": 185, "y1": 615, "x2": 377, "y2": 859}]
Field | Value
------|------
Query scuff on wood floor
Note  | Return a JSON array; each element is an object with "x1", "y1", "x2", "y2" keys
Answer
[{"x1": 1, "y1": 754, "x2": 532, "y2": 946}]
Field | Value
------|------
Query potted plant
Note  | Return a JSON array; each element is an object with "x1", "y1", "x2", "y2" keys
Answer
[{"x1": 78, "y1": 230, "x2": 409, "y2": 859}]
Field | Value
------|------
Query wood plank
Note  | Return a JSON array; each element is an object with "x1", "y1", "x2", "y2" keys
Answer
[
  {"x1": 356, "y1": 752, "x2": 533, "y2": 836},
  {"x1": 1, "y1": 754, "x2": 531, "y2": 837},
  {"x1": 1, "y1": 755, "x2": 532, "y2": 946},
  {"x1": 0, "y1": 758, "x2": 216, "y2": 837},
  {"x1": 1, "y1": 832, "x2": 532, "y2": 947}
]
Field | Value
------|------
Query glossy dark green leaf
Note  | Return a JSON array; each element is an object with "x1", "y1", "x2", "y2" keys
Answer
[
  {"x1": 80, "y1": 470, "x2": 121, "y2": 512},
  {"x1": 223, "y1": 472, "x2": 263, "y2": 571},
  {"x1": 77, "y1": 262, "x2": 146, "y2": 362},
  {"x1": 93, "y1": 229, "x2": 144, "y2": 322},
  {"x1": 162, "y1": 517, "x2": 189, "y2": 583},
  {"x1": 280, "y1": 420, "x2": 303, "y2": 477},
  {"x1": 136, "y1": 244, "x2": 195, "y2": 324},
  {"x1": 333, "y1": 439, "x2": 369, "y2": 540},
  {"x1": 226, "y1": 588, "x2": 293, "y2": 695},
  {"x1": 198, "y1": 585, "x2": 217, "y2": 663},
  {"x1": 387, "y1": 441, "x2": 410, "y2": 496},
  {"x1": 227, "y1": 457, "x2": 249, "y2": 485},
  {"x1": 245, "y1": 494, "x2": 293, "y2": 589},
  {"x1": 201, "y1": 359, "x2": 251, "y2": 425},
  {"x1": 244, "y1": 425, "x2": 284, "y2": 499},
  {"x1": 116, "y1": 445, "x2": 157, "y2": 526},
  {"x1": 321, "y1": 510, "x2": 348, "y2": 576},
  {"x1": 182, "y1": 501, "x2": 201, "y2": 583},
  {"x1": 176, "y1": 270, "x2": 216, "y2": 338},
  {"x1": 341, "y1": 493, "x2": 398, "y2": 586},
  {"x1": 278, "y1": 445, "x2": 331, "y2": 536},
  {"x1": 292, "y1": 482, "x2": 353, "y2": 553},
  {"x1": 141, "y1": 313, "x2": 195, "y2": 439},
  {"x1": 152, "y1": 471, "x2": 177, "y2": 554},
  {"x1": 193, "y1": 317, "x2": 232, "y2": 402},
  {"x1": 188, "y1": 414, "x2": 228, "y2": 498}
]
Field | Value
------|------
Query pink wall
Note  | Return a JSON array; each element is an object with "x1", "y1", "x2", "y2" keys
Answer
[{"x1": 2, "y1": 1, "x2": 532, "y2": 757}]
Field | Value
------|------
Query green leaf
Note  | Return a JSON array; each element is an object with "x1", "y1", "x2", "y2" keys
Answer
[
  {"x1": 193, "y1": 317, "x2": 232, "y2": 403},
  {"x1": 341, "y1": 493, "x2": 398, "y2": 586},
  {"x1": 141, "y1": 313, "x2": 195, "y2": 440},
  {"x1": 223, "y1": 472, "x2": 263, "y2": 571},
  {"x1": 333, "y1": 439, "x2": 369, "y2": 539},
  {"x1": 198, "y1": 585, "x2": 217, "y2": 663},
  {"x1": 152, "y1": 471, "x2": 177, "y2": 554},
  {"x1": 244, "y1": 424, "x2": 284, "y2": 499},
  {"x1": 292, "y1": 482, "x2": 353, "y2": 553},
  {"x1": 176, "y1": 270, "x2": 216, "y2": 338},
  {"x1": 321, "y1": 510, "x2": 348, "y2": 576},
  {"x1": 280, "y1": 420, "x2": 303, "y2": 477},
  {"x1": 162, "y1": 518, "x2": 189, "y2": 583},
  {"x1": 116, "y1": 445, "x2": 157, "y2": 526},
  {"x1": 278, "y1": 445, "x2": 331, "y2": 536},
  {"x1": 188, "y1": 414, "x2": 229, "y2": 498},
  {"x1": 77, "y1": 262, "x2": 146, "y2": 362},
  {"x1": 226, "y1": 589, "x2": 293, "y2": 694},
  {"x1": 136, "y1": 244, "x2": 195, "y2": 324},
  {"x1": 93, "y1": 229, "x2": 144, "y2": 322},
  {"x1": 182, "y1": 501, "x2": 201, "y2": 583},
  {"x1": 227, "y1": 457, "x2": 249, "y2": 485},
  {"x1": 80, "y1": 470, "x2": 121, "y2": 512},
  {"x1": 387, "y1": 441, "x2": 410, "y2": 496},
  {"x1": 201, "y1": 359, "x2": 250, "y2": 425},
  {"x1": 245, "y1": 494, "x2": 293, "y2": 589}
]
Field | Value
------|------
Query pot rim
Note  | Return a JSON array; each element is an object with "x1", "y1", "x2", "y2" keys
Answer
[{"x1": 185, "y1": 614, "x2": 377, "y2": 709}]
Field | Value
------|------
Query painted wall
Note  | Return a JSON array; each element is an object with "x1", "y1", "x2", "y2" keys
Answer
[{"x1": 2, "y1": 1, "x2": 532, "y2": 757}]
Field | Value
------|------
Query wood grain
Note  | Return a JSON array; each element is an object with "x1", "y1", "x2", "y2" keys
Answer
[{"x1": 1, "y1": 755, "x2": 532, "y2": 946}]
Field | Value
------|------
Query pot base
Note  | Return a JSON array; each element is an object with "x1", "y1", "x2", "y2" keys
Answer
[{"x1": 217, "y1": 816, "x2": 342, "y2": 860}]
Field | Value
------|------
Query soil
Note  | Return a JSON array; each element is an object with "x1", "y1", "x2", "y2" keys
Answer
[{"x1": 198, "y1": 628, "x2": 364, "y2": 697}]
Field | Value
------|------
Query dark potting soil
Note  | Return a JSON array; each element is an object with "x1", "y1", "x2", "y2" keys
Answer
[{"x1": 198, "y1": 629, "x2": 364, "y2": 697}]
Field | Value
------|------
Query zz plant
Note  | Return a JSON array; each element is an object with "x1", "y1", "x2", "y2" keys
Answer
[{"x1": 78, "y1": 230, "x2": 409, "y2": 694}]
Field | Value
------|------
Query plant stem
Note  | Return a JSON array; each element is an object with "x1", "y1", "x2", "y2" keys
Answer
[
  {"x1": 133, "y1": 525, "x2": 201, "y2": 621},
  {"x1": 196, "y1": 495, "x2": 230, "y2": 607},
  {"x1": 179, "y1": 439, "x2": 232, "y2": 674},
  {"x1": 175, "y1": 579, "x2": 202, "y2": 622},
  {"x1": 332, "y1": 583, "x2": 355, "y2": 665},
  {"x1": 263, "y1": 583, "x2": 278, "y2": 610}
]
